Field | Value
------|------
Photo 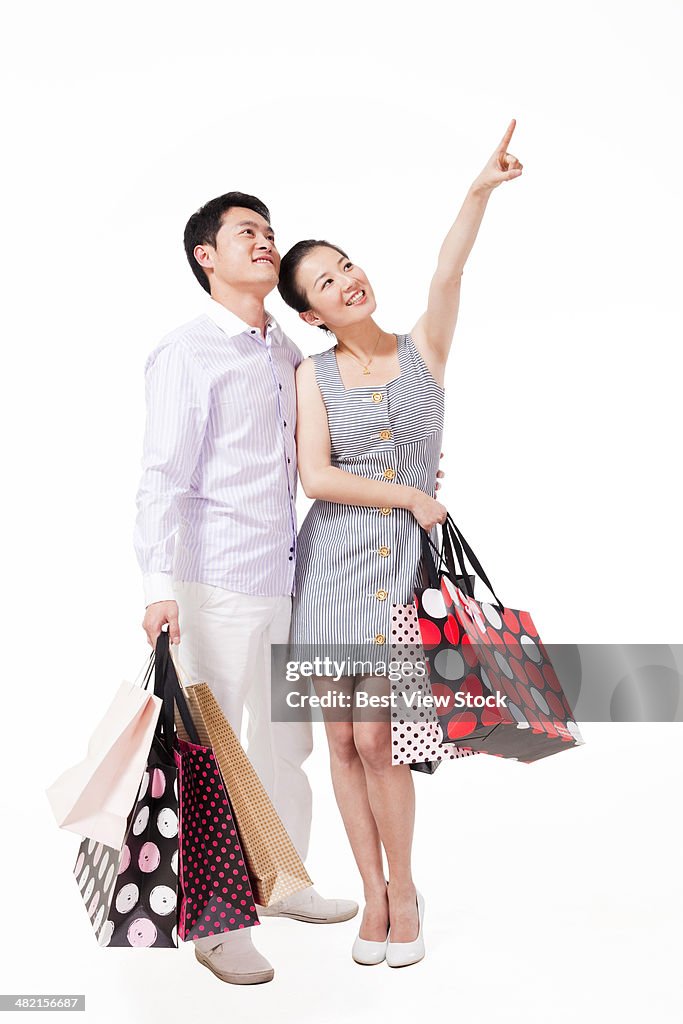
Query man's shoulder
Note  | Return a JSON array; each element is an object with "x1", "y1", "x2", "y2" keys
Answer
[
  {"x1": 278, "y1": 327, "x2": 305, "y2": 366},
  {"x1": 144, "y1": 314, "x2": 216, "y2": 373}
]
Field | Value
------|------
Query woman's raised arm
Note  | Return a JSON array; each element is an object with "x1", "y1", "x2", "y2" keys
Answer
[{"x1": 412, "y1": 119, "x2": 523, "y2": 379}]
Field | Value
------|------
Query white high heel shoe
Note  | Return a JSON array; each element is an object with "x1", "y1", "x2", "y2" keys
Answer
[
  {"x1": 351, "y1": 930, "x2": 388, "y2": 966},
  {"x1": 386, "y1": 890, "x2": 425, "y2": 968},
  {"x1": 352, "y1": 889, "x2": 389, "y2": 965}
]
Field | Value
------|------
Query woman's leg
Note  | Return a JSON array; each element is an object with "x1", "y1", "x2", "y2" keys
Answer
[
  {"x1": 314, "y1": 676, "x2": 389, "y2": 941},
  {"x1": 352, "y1": 689, "x2": 419, "y2": 944}
]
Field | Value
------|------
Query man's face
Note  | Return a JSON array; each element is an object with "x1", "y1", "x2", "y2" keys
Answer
[{"x1": 195, "y1": 207, "x2": 281, "y2": 295}]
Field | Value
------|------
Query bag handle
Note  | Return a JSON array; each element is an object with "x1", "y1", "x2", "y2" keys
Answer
[
  {"x1": 420, "y1": 527, "x2": 441, "y2": 589},
  {"x1": 420, "y1": 526, "x2": 476, "y2": 596},
  {"x1": 167, "y1": 640, "x2": 193, "y2": 690},
  {"x1": 132, "y1": 650, "x2": 155, "y2": 690},
  {"x1": 154, "y1": 630, "x2": 201, "y2": 755},
  {"x1": 442, "y1": 514, "x2": 505, "y2": 613}
]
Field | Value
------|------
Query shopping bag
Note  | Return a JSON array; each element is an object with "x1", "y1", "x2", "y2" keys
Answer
[
  {"x1": 390, "y1": 600, "x2": 481, "y2": 772},
  {"x1": 73, "y1": 638, "x2": 182, "y2": 947},
  {"x1": 47, "y1": 654, "x2": 162, "y2": 849},
  {"x1": 162, "y1": 645, "x2": 260, "y2": 941},
  {"x1": 175, "y1": 676, "x2": 312, "y2": 906},
  {"x1": 417, "y1": 515, "x2": 584, "y2": 763},
  {"x1": 74, "y1": 761, "x2": 179, "y2": 948}
]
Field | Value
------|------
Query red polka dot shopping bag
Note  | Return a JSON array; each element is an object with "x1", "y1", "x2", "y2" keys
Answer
[
  {"x1": 166, "y1": 649, "x2": 260, "y2": 942},
  {"x1": 174, "y1": 738, "x2": 260, "y2": 941},
  {"x1": 415, "y1": 515, "x2": 584, "y2": 762}
]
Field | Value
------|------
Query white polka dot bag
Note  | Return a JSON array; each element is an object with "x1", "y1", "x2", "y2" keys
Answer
[
  {"x1": 390, "y1": 600, "x2": 481, "y2": 772},
  {"x1": 73, "y1": 635, "x2": 186, "y2": 948}
]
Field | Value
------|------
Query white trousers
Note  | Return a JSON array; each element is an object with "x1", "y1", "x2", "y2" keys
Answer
[{"x1": 172, "y1": 582, "x2": 314, "y2": 951}]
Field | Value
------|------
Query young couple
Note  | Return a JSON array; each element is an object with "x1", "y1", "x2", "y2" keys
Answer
[{"x1": 134, "y1": 120, "x2": 522, "y2": 984}]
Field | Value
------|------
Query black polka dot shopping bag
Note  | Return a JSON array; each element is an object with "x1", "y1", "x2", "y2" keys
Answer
[
  {"x1": 71, "y1": 633, "x2": 187, "y2": 947},
  {"x1": 413, "y1": 514, "x2": 584, "y2": 762},
  {"x1": 71, "y1": 631, "x2": 260, "y2": 946}
]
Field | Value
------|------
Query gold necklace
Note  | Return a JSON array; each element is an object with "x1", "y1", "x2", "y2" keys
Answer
[{"x1": 337, "y1": 330, "x2": 383, "y2": 375}]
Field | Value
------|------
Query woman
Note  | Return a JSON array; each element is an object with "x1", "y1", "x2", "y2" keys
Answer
[{"x1": 278, "y1": 121, "x2": 523, "y2": 968}]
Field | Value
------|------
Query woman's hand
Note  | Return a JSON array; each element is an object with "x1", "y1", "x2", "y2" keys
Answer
[
  {"x1": 411, "y1": 120, "x2": 523, "y2": 377},
  {"x1": 471, "y1": 118, "x2": 523, "y2": 194},
  {"x1": 410, "y1": 490, "x2": 448, "y2": 530}
]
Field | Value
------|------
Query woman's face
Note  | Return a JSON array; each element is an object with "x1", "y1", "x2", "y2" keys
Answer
[{"x1": 296, "y1": 245, "x2": 377, "y2": 330}]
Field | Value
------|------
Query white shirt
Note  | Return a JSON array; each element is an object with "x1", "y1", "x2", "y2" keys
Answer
[{"x1": 134, "y1": 297, "x2": 301, "y2": 605}]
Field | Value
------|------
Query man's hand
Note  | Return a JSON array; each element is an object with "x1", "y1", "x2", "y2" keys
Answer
[
  {"x1": 142, "y1": 600, "x2": 180, "y2": 648},
  {"x1": 435, "y1": 451, "x2": 445, "y2": 491}
]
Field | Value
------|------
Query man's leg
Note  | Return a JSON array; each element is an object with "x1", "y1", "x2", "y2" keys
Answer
[{"x1": 243, "y1": 595, "x2": 314, "y2": 859}]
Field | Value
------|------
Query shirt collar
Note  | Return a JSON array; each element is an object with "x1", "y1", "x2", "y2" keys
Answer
[{"x1": 204, "y1": 295, "x2": 283, "y2": 345}]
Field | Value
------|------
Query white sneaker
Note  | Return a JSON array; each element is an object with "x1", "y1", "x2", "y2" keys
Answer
[
  {"x1": 256, "y1": 886, "x2": 358, "y2": 924},
  {"x1": 385, "y1": 890, "x2": 425, "y2": 968},
  {"x1": 194, "y1": 932, "x2": 274, "y2": 985}
]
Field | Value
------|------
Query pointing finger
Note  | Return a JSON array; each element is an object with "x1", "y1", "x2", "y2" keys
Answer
[{"x1": 495, "y1": 118, "x2": 516, "y2": 157}]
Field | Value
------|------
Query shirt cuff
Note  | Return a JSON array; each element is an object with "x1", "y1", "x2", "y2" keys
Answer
[{"x1": 143, "y1": 573, "x2": 176, "y2": 607}]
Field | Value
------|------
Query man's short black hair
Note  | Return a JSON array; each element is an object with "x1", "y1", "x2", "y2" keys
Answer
[{"x1": 183, "y1": 191, "x2": 271, "y2": 293}]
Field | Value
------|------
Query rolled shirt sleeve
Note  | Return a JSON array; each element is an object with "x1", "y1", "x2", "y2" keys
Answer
[{"x1": 134, "y1": 339, "x2": 211, "y2": 606}]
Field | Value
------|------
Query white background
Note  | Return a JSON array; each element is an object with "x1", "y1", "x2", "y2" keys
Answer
[{"x1": 1, "y1": 2, "x2": 682, "y2": 1021}]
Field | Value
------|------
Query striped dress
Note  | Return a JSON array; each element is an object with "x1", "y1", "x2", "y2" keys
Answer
[{"x1": 291, "y1": 333, "x2": 444, "y2": 663}]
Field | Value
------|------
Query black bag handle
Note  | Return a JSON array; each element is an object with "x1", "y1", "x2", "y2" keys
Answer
[
  {"x1": 443, "y1": 514, "x2": 505, "y2": 613},
  {"x1": 153, "y1": 630, "x2": 201, "y2": 757},
  {"x1": 420, "y1": 526, "x2": 476, "y2": 597},
  {"x1": 420, "y1": 527, "x2": 441, "y2": 589}
]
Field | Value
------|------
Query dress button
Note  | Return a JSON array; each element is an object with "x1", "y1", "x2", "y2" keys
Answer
[
  {"x1": 372, "y1": 392, "x2": 383, "y2": 403},
  {"x1": 375, "y1": 633, "x2": 386, "y2": 645},
  {"x1": 383, "y1": 468, "x2": 396, "y2": 480},
  {"x1": 375, "y1": 589, "x2": 388, "y2": 601},
  {"x1": 380, "y1": 507, "x2": 392, "y2": 516},
  {"x1": 380, "y1": 429, "x2": 392, "y2": 440},
  {"x1": 378, "y1": 546, "x2": 390, "y2": 557}
]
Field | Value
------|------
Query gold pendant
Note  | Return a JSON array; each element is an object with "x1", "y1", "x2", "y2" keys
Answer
[{"x1": 362, "y1": 366, "x2": 370, "y2": 375}]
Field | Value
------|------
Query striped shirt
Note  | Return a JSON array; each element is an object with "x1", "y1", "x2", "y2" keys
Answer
[{"x1": 134, "y1": 297, "x2": 301, "y2": 606}]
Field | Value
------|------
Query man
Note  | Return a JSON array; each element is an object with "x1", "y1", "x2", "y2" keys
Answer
[{"x1": 134, "y1": 191, "x2": 357, "y2": 986}]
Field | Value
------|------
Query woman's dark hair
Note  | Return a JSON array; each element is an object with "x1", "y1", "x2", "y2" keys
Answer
[
  {"x1": 278, "y1": 239, "x2": 349, "y2": 330},
  {"x1": 183, "y1": 191, "x2": 271, "y2": 293}
]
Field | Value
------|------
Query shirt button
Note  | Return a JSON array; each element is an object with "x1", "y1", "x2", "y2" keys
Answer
[
  {"x1": 380, "y1": 507, "x2": 392, "y2": 516},
  {"x1": 288, "y1": 556, "x2": 293, "y2": 561},
  {"x1": 279, "y1": 383, "x2": 283, "y2": 390},
  {"x1": 375, "y1": 633, "x2": 386, "y2": 645},
  {"x1": 287, "y1": 457, "x2": 291, "y2": 464},
  {"x1": 375, "y1": 589, "x2": 388, "y2": 601},
  {"x1": 378, "y1": 546, "x2": 390, "y2": 557},
  {"x1": 251, "y1": 329, "x2": 256, "y2": 334},
  {"x1": 383, "y1": 468, "x2": 396, "y2": 480},
  {"x1": 283, "y1": 421, "x2": 287, "y2": 427},
  {"x1": 380, "y1": 429, "x2": 392, "y2": 440},
  {"x1": 372, "y1": 392, "x2": 383, "y2": 403}
]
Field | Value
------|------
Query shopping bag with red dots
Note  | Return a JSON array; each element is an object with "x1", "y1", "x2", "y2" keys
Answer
[
  {"x1": 389, "y1": 601, "x2": 481, "y2": 772},
  {"x1": 174, "y1": 738, "x2": 260, "y2": 942},
  {"x1": 416, "y1": 515, "x2": 584, "y2": 763}
]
